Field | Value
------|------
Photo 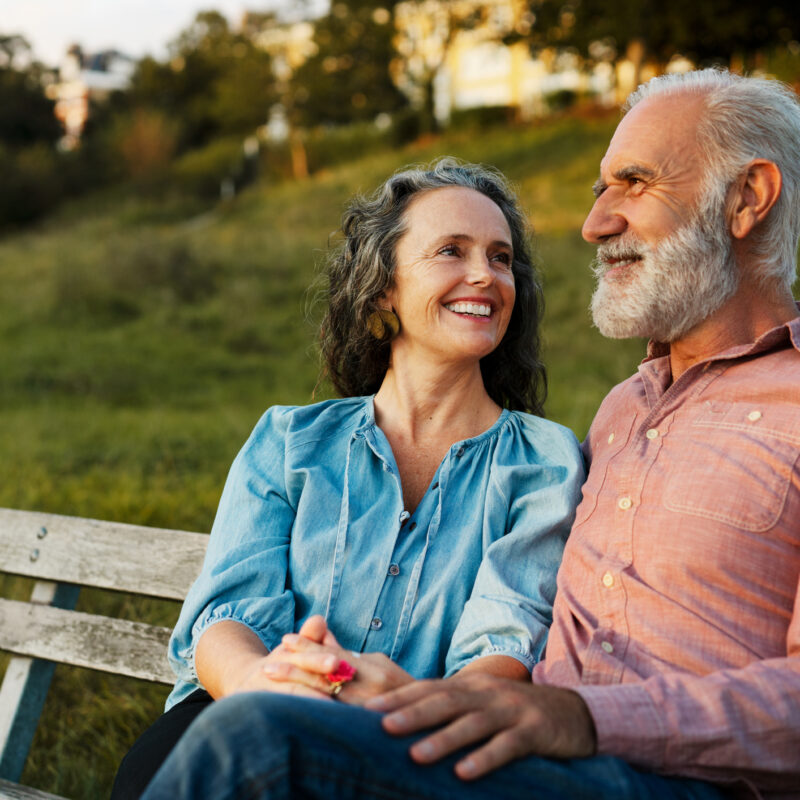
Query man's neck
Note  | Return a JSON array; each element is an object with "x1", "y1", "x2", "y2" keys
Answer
[{"x1": 668, "y1": 284, "x2": 799, "y2": 381}]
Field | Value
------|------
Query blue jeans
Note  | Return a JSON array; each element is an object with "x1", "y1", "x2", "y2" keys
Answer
[{"x1": 141, "y1": 693, "x2": 729, "y2": 800}]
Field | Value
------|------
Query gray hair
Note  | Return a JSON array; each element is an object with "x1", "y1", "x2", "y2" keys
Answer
[
  {"x1": 319, "y1": 157, "x2": 547, "y2": 414},
  {"x1": 624, "y1": 68, "x2": 800, "y2": 292}
]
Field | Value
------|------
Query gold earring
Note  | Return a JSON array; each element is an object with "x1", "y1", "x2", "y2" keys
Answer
[{"x1": 366, "y1": 309, "x2": 400, "y2": 341}]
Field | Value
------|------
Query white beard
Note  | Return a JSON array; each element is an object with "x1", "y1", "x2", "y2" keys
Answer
[{"x1": 590, "y1": 205, "x2": 739, "y2": 342}]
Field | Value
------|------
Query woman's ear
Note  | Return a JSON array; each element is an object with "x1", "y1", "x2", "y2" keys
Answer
[{"x1": 730, "y1": 159, "x2": 782, "y2": 240}]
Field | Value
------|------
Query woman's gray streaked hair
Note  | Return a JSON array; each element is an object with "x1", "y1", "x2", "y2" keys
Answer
[
  {"x1": 624, "y1": 68, "x2": 800, "y2": 293},
  {"x1": 319, "y1": 157, "x2": 547, "y2": 414}
]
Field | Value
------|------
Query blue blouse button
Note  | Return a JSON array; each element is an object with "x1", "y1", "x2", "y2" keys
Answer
[
  {"x1": 456, "y1": 447, "x2": 465, "y2": 458},
  {"x1": 370, "y1": 617, "x2": 383, "y2": 630},
  {"x1": 388, "y1": 564, "x2": 400, "y2": 576}
]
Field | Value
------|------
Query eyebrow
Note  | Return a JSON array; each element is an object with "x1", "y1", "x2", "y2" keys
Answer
[
  {"x1": 592, "y1": 164, "x2": 657, "y2": 198},
  {"x1": 440, "y1": 233, "x2": 513, "y2": 250}
]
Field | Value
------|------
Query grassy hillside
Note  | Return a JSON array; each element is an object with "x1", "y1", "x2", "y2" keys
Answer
[{"x1": 1, "y1": 113, "x2": 651, "y2": 797}]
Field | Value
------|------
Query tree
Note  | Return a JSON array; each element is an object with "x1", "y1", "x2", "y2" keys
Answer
[
  {"x1": 290, "y1": 0, "x2": 407, "y2": 128},
  {"x1": 525, "y1": 0, "x2": 800, "y2": 81}
]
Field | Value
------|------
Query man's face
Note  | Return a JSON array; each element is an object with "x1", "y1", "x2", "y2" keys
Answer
[{"x1": 583, "y1": 93, "x2": 738, "y2": 342}]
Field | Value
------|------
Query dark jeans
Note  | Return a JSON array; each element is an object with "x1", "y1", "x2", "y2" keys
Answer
[
  {"x1": 111, "y1": 689, "x2": 214, "y2": 800},
  {"x1": 139, "y1": 692, "x2": 731, "y2": 800}
]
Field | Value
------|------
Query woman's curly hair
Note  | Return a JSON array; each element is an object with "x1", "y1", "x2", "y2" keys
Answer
[{"x1": 319, "y1": 157, "x2": 546, "y2": 415}]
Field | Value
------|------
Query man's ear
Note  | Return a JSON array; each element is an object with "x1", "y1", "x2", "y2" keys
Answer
[{"x1": 730, "y1": 160, "x2": 782, "y2": 240}]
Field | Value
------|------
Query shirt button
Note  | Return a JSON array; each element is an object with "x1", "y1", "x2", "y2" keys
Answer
[
  {"x1": 645, "y1": 428, "x2": 659, "y2": 440},
  {"x1": 602, "y1": 571, "x2": 614, "y2": 588},
  {"x1": 370, "y1": 617, "x2": 383, "y2": 631},
  {"x1": 388, "y1": 564, "x2": 400, "y2": 576},
  {"x1": 455, "y1": 446, "x2": 465, "y2": 458},
  {"x1": 601, "y1": 641, "x2": 614, "y2": 654},
  {"x1": 747, "y1": 410, "x2": 762, "y2": 422},
  {"x1": 607, "y1": 433, "x2": 615, "y2": 444},
  {"x1": 399, "y1": 510, "x2": 410, "y2": 524},
  {"x1": 618, "y1": 496, "x2": 633, "y2": 510}
]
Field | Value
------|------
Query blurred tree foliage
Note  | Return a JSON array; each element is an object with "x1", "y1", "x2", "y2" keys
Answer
[
  {"x1": 527, "y1": 0, "x2": 800, "y2": 74},
  {"x1": 290, "y1": 0, "x2": 407, "y2": 127},
  {"x1": 114, "y1": 11, "x2": 277, "y2": 154},
  {"x1": 0, "y1": 34, "x2": 69, "y2": 227}
]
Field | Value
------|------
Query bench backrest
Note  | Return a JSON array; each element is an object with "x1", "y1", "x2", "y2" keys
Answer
[{"x1": 0, "y1": 507, "x2": 207, "y2": 784}]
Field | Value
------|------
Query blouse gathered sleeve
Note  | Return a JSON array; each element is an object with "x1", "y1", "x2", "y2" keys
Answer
[
  {"x1": 445, "y1": 425, "x2": 586, "y2": 676},
  {"x1": 167, "y1": 407, "x2": 297, "y2": 688}
]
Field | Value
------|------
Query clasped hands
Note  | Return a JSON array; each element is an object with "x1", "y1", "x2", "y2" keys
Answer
[{"x1": 253, "y1": 615, "x2": 597, "y2": 781}]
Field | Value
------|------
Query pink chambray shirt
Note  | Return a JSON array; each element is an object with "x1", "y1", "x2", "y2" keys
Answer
[{"x1": 533, "y1": 311, "x2": 800, "y2": 799}]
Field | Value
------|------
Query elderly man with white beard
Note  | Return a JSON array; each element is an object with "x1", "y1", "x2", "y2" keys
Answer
[{"x1": 141, "y1": 69, "x2": 800, "y2": 800}]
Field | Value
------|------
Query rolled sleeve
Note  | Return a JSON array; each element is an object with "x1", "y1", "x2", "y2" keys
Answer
[
  {"x1": 445, "y1": 429, "x2": 585, "y2": 676},
  {"x1": 167, "y1": 408, "x2": 297, "y2": 694}
]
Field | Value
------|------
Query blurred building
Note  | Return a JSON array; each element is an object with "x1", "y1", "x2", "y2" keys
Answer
[
  {"x1": 47, "y1": 45, "x2": 135, "y2": 148},
  {"x1": 393, "y1": 0, "x2": 615, "y2": 124}
]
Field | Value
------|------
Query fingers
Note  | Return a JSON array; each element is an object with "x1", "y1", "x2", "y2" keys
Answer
[
  {"x1": 296, "y1": 615, "x2": 328, "y2": 643},
  {"x1": 263, "y1": 661, "x2": 335, "y2": 696},
  {"x1": 379, "y1": 682, "x2": 481, "y2": 736},
  {"x1": 453, "y1": 727, "x2": 532, "y2": 780},
  {"x1": 365, "y1": 677, "x2": 444, "y2": 713},
  {"x1": 408, "y1": 706, "x2": 502, "y2": 765}
]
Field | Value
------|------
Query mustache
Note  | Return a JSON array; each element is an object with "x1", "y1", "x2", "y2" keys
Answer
[{"x1": 592, "y1": 235, "x2": 651, "y2": 277}]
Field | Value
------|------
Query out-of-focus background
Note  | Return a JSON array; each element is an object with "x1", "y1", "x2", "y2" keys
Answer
[{"x1": 1, "y1": 1, "x2": 799, "y2": 795}]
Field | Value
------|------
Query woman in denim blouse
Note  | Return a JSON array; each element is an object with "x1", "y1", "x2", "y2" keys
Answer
[{"x1": 113, "y1": 158, "x2": 584, "y2": 797}]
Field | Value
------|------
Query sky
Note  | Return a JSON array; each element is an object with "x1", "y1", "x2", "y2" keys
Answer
[{"x1": 0, "y1": 0, "x2": 290, "y2": 67}]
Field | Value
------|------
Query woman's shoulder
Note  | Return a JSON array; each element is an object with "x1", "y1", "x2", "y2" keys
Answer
[
  {"x1": 500, "y1": 410, "x2": 583, "y2": 466},
  {"x1": 248, "y1": 396, "x2": 372, "y2": 448}
]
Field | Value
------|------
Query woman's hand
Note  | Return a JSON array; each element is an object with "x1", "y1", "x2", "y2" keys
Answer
[
  {"x1": 195, "y1": 618, "x2": 333, "y2": 701},
  {"x1": 264, "y1": 615, "x2": 414, "y2": 705}
]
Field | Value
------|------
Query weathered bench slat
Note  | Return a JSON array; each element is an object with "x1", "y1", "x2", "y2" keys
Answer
[
  {"x1": 0, "y1": 778, "x2": 67, "y2": 800},
  {"x1": 0, "y1": 508, "x2": 207, "y2": 600},
  {"x1": 0, "y1": 582, "x2": 80, "y2": 783},
  {"x1": 0, "y1": 598, "x2": 174, "y2": 684}
]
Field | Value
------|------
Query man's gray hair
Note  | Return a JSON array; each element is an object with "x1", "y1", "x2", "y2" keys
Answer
[{"x1": 624, "y1": 69, "x2": 800, "y2": 291}]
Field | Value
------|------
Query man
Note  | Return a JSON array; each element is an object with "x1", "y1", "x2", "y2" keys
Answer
[{"x1": 142, "y1": 69, "x2": 800, "y2": 799}]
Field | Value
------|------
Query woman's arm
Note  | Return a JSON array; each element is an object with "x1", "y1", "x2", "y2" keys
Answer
[{"x1": 195, "y1": 619, "x2": 331, "y2": 701}]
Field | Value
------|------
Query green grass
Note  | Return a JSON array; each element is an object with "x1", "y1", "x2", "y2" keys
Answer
[{"x1": 0, "y1": 112, "x2": 652, "y2": 798}]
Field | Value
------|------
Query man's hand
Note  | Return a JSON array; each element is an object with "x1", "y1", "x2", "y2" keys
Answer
[{"x1": 364, "y1": 674, "x2": 597, "y2": 780}]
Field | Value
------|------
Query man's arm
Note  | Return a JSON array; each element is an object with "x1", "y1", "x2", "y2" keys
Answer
[{"x1": 367, "y1": 652, "x2": 800, "y2": 791}]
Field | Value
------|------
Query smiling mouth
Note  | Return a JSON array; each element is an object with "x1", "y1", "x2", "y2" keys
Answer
[
  {"x1": 602, "y1": 254, "x2": 642, "y2": 277},
  {"x1": 444, "y1": 301, "x2": 492, "y2": 317}
]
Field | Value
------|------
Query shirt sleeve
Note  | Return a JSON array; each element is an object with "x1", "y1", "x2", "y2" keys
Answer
[
  {"x1": 167, "y1": 407, "x2": 297, "y2": 687},
  {"x1": 576, "y1": 616, "x2": 800, "y2": 792},
  {"x1": 444, "y1": 427, "x2": 586, "y2": 675}
]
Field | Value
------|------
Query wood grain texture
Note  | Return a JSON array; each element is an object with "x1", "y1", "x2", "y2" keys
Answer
[
  {"x1": 0, "y1": 508, "x2": 207, "y2": 600},
  {"x1": 0, "y1": 778, "x2": 66, "y2": 799},
  {"x1": 0, "y1": 599, "x2": 174, "y2": 684}
]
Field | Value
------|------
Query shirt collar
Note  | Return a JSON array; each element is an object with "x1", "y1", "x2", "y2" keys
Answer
[{"x1": 642, "y1": 301, "x2": 800, "y2": 366}]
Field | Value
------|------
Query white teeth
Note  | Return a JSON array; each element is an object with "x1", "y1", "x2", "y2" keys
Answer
[{"x1": 445, "y1": 302, "x2": 491, "y2": 317}]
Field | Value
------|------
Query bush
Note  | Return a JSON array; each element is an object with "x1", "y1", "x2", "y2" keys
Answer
[
  {"x1": 447, "y1": 105, "x2": 517, "y2": 130},
  {"x1": 170, "y1": 137, "x2": 244, "y2": 198},
  {"x1": 0, "y1": 142, "x2": 64, "y2": 228}
]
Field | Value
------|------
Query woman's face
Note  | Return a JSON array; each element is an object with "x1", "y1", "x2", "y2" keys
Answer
[{"x1": 383, "y1": 186, "x2": 516, "y2": 367}]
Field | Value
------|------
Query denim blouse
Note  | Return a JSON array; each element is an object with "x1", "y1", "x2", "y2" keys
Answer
[{"x1": 166, "y1": 396, "x2": 585, "y2": 709}]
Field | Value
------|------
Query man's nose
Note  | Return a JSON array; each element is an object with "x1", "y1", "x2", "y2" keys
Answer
[{"x1": 582, "y1": 195, "x2": 627, "y2": 244}]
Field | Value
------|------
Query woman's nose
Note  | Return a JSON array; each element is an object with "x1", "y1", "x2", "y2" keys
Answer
[{"x1": 466, "y1": 253, "x2": 494, "y2": 285}]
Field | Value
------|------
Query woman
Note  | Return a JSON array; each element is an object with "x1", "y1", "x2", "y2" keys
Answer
[{"x1": 113, "y1": 158, "x2": 584, "y2": 797}]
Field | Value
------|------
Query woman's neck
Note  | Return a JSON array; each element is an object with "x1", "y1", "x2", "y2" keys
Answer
[{"x1": 373, "y1": 360, "x2": 501, "y2": 446}]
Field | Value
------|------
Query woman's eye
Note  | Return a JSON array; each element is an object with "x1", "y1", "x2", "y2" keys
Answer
[
  {"x1": 492, "y1": 252, "x2": 512, "y2": 267},
  {"x1": 438, "y1": 245, "x2": 459, "y2": 257}
]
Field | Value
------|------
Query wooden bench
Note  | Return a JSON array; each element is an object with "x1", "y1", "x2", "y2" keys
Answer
[{"x1": 0, "y1": 508, "x2": 207, "y2": 800}]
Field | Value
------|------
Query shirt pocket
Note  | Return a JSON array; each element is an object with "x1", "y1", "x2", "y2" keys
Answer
[{"x1": 663, "y1": 401, "x2": 800, "y2": 532}]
